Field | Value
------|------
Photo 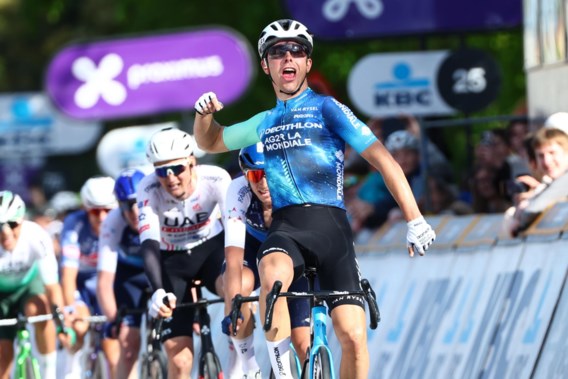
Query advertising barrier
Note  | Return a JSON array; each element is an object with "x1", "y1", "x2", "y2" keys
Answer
[{"x1": 192, "y1": 203, "x2": 568, "y2": 378}]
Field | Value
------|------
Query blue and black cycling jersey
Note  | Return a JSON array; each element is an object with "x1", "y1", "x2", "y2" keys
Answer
[{"x1": 223, "y1": 87, "x2": 377, "y2": 211}]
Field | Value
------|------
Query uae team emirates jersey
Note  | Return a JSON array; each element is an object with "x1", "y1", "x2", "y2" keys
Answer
[{"x1": 137, "y1": 165, "x2": 231, "y2": 251}]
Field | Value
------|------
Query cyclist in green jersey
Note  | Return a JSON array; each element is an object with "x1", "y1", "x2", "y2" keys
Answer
[{"x1": 0, "y1": 191, "x2": 71, "y2": 379}]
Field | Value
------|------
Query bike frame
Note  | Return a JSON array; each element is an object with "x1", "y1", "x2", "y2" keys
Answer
[
  {"x1": 307, "y1": 304, "x2": 335, "y2": 379},
  {"x1": 162, "y1": 282, "x2": 224, "y2": 378},
  {"x1": 14, "y1": 326, "x2": 41, "y2": 379},
  {"x1": 262, "y1": 269, "x2": 380, "y2": 379},
  {"x1": 0, "y1": 312, "x2": 60, "y2": 379}
]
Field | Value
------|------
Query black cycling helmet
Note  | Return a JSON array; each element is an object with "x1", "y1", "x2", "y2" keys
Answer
[{"x1": 258, "y1": 19, "x2": 313, "y2": 59}]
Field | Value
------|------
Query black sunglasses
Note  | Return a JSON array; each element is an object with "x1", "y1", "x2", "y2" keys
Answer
[
  {"x1": 267, "y1": 43, "x2": 308, "y2": 59},
  {"x1": 155, "y1": 163, "x2": 188, "y2": 178},
  {"x1": 1, "y1": 221, "x2": 20, "y2": 230}
]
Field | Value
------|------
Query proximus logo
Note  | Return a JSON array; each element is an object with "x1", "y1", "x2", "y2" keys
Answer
[{"x1": 72, "y1": 53, "x2": 127, "y2": 109}]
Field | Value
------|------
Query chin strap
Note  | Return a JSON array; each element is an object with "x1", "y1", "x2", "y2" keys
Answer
[
  {"x1": 278, "y1": 74, "x2": 307, "y2": 96},
  {"x1": 264, "y1": 58, "x2": 308, "y2": 97}
]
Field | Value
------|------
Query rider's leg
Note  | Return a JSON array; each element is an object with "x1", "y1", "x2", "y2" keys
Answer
[
  {"x1": 232, "y1": 266, "x2": 260, "y2": 375},
  {"x1": 163, "y1": 336, "x2": 194, "y2": 378},
  {"x1": 259, "y1": 252, "x2": 295, "y2": 378},
  {"x1": 290, "y1": 326, "x2": 310, "y2": 363},
  {"x1": 25, "y1": 294, "x2": 58, "y2": 379},
  {"x1": 0, "y1": 340, "x2": 14, "y2": 379},
  {"x1": 116, "y1": 325, "x2": 141, "y2": 379},
  {"x1": 330, "y1": 304, "x2": 369, "y2": 379},
  {"x1": 102, "y1": 336, "x2": 120, "y2": 379},
  {"x1": 288, "y1": 275, "x2": 312, "y2": 363}
]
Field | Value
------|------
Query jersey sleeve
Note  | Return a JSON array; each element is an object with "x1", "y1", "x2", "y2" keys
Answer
[
  {"x1": 59, "y1": 212, "x2": 81, "y2": 268},
  {"x1": 222, "y1": 111, "x2": 267, "y2": 151},
  {"x1": 224, "y1": 177, "x2": 251, "y2": 249},
  {"x1": 212, "y1": 166, "x2": 232, "y2": 223},
  {"x1": 97, "y1": 209, "x2": 122, "y2": 273},
  {"x1": 34, "y1": 224, "x2": 59, "y2": 285},
  {"x1": 321, "y1": 97, "x2": 377, "y2": 153},
  {"x1": 136, "y1": 178, "x2": 161, "y2": 243}
]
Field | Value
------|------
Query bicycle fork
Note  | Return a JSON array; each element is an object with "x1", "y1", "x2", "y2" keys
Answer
[{"x1": 308, "y1": 305, "x2": 336, "y2": 379}]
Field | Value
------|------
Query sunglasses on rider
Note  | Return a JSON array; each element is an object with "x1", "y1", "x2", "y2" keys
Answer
[
  {"x1": 0, "y1": 221, "x2": 20, "y2": 230},
  {"x1": 88, "y1": 208, "x2": 112, "y2": 217},
  {"x1": 119, "y1": 200, "x2": 137, "y2": 213},
  {"x1": 244, "y1": 169, "x2": 266, "y2": 184},
  {"x1": 267, "y1": 43, "x2": 308, "y2": 59},
  {"x1": 155, "y1": 163, "x2": 188, "y2": 178}
]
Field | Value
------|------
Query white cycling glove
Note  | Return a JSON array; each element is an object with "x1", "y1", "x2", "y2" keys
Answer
[
  {"x1": 194, "y1": 91, "x2": 224, "y2": 115},
  {"x1": 149, "y1": 288, "x2": 176, "y2": 318},
  {"x1": 406, "y1": 216, "x2": 436, "y2": 256}
]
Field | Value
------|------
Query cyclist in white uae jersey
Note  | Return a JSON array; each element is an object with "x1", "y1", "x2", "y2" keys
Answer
[
  {"x1": 0, "y1": 191, "x2": 70, "y2": 379},
  {"x1": 138, "y1": 127, "x2": 230, "y2": 378},
  {"x1": 193, "y1": 19, "x2": 436, "y2": 379}
]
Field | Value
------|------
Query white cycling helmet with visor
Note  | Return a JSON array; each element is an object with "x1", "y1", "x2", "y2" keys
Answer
[
  {"x1": 258, "y1": 19, "x2": 313, "y2": 59},
  {"x1": 146, "y1": 127, "x2": 194, "y2": 164},
  {"x1": 0, "y1": 191, "x2": 26, "y2": 224},
  {"x1": 80, "y1": 176, "x2": 118, "y2": 210}
]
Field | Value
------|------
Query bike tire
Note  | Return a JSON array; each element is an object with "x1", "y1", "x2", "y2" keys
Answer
[
  {"x1": 83, "y1": 351, "x2": 109, "y2": 379},
  {"x1": 140, "y1": 351, "x2": 168, "y2": 379},
  {"x1": 269, "y1": 347, "x2": 301, "y2": 379},
  {"x1": 199, "y1": 351, "x2": 223, "y2": 379},
  {"x1": 311, "y1": 346, "x2": 333, "y2": 379}
]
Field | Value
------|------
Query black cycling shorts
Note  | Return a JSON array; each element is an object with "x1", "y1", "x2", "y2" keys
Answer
[
  {"x1": 258, "y1": 205, "x2": 364, "y2": 311},
  {"x1": 160, "y1": 232, "x2": 225, "y2": 341}
]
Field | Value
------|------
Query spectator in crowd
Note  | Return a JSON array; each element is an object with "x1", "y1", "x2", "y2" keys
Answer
[
  {"x1": 469, "y1": 164, "x2": 512, "y2": 214},
  {"x1": 347, "y1": 130, "x2": 452, "y2": 237},
  {"x1": 544, "y1": 111, "x2": 568, "y2": 135},
  {"x1": 502, "y1": 127, "x2": 568, "y2": 236},
  {"x1": 424, "y1": 176, "x2": 473, "y2": 216},
  {"x1": 506, "y1": 119, "x2": 531, "y2": 162}
]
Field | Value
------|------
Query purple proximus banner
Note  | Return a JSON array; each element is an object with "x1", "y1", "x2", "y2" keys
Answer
[{"x1": 46, "y1": 27, "x2": 255, "y2": 120}]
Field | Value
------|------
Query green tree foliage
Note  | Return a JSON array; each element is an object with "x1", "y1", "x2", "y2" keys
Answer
[{"x1": 0, "y1": 0, "x2": 525, "y2": 187}]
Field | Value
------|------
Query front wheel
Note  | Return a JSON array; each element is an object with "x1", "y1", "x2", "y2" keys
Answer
[
  {"x1": 310, "y1": 346, "x2": 333, "y2": 379},
  {"x1": 83, "y1": 351, "x2": 109, "y2": 379},
  {"x1": 200, "y1": 351, "x2": 223, "y2": 379},
  {"x1": 140, "y1": 351, "x2": 168, "y2": 379},
  {"x1": 269, "y1": 347, "x2": 301, "y2": 379}
]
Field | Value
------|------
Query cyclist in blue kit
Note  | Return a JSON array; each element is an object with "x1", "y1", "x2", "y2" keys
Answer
[
  {"x1": 222, "y1": 143, "x2": 311, "y2": 378},
  {"x1": 60, "y1": 176, "x2": 119, "y2": 378},
  {"x1": 96, "y1": 168, "x2": 149, "y2": 379},
  {"x1": 193, "y1": 19, "x2": 436, "y2": 379}
]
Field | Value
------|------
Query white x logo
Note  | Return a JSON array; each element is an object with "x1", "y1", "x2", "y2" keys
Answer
[
  {"x1": 72, "y1": 53, "x2": 127, "y2": 109},
  {"x1": 323, "y1": 0, "x2": 383, "y2": 22}
]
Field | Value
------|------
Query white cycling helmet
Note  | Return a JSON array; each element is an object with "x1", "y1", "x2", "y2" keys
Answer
[
  {"x1": 146, "y1": 127, "x2": 194, "y2": 164},
  {"x1": 385, "y1": 130, "x2": 419, "y2": 153},
  {"x1": 0, "y1": 191, "x2": 26, "y2": 224},
  {"x1": 258, "y1": 19, "x2": 313, "y2": 58},
  {"x1": 80, "y1": 177, "x2": 118, "y2": 210}
]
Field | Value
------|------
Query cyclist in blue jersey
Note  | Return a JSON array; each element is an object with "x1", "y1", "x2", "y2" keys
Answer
[
  {"x1": 222, "y1": 143, "x2": 311, "y2": 378},
  {"x1": 60, "y1": 176, "x2": 120, "y2": 378},
  {"x1": 193, "y1": 19, "x2": 436, "y2": 379},
  {"x1": 96, "y1": 169, "x2": 148, "y2": 379}
]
